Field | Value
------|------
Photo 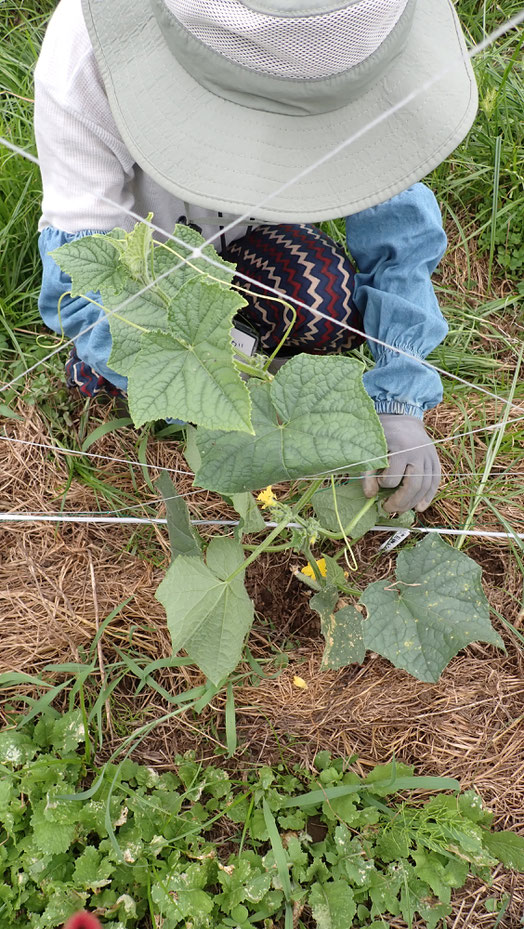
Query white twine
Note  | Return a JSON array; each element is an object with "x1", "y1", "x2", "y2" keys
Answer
[{"x1": 0, "y1": 511, "x2": 522, "y2": 541}]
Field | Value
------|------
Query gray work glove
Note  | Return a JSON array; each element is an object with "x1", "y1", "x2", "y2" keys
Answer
[{"x1": 363, "y1": 414, "x2": 441, "y2": 514}]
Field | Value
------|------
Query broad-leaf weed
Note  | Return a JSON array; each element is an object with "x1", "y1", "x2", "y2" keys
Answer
[{"x1": 0, "y1": 721, "x2": 523, "y2": 928}]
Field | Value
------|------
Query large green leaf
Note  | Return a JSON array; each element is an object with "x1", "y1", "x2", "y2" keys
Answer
[
  {"x1": 52, "y1": 221, "x2": 234, "y2": 301},
  {"x1": 309, "y1": 880, "x2": 356, "y2": 929},
  {"x1": 51, "y1": 232, "x2": 126, "y2": 296},
  {"x1": 103, "y1": 278, "x2": 168, "y2": 375},
  {"x1": 360, "y1": 535, "x2": 504, "y2": 682},
  {"x1": 311, "y1": 587, "x2": 366, "y2": 669},
  {"x1": 195, "y1": 355, "x2": 387, "y2": 494},
  {"x1": 127, "y1": 278, "x2": 252, "y2": 430},
  {"x1": 155, "y1": 538, "x2": 254, "y2": 684},
  {"x1": 312, "y1": 482, "x2": 415, "y2": 539},
  {"x1": 54, "y1": 222, "x2": 249, "y2": 431}
]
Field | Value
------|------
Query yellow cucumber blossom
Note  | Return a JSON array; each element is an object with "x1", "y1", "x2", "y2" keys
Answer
[
  {"x1": 300, "y1": 558, "x2": 327, "y2": 579},
  {"x1": 257, "y1": 486, "x2": 278, "y2": 508}
]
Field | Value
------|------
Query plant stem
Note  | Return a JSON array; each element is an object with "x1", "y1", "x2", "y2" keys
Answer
[
  {"x1": 341, "y1": 584, "x2": 362, "y2": 597},
  {"x1": 243, "y1": 542, "x2": 292, "y2": 553},
  {"x1": 234, "y1": 359, "x2": 271, "y2": 380},
  {"x1": 262, "y1": 303, "x2": 297, "y2": 373},
  {"x1": 295, "y1": 477, "x2": 325, "y2": 511},
  {"x1": 321, "y1": 495, "x2": 378, "y2": 541},
  {"x1": 228, "y1": 478, "x2": 324, "y2": 582},
  {"x1": 303, "y1": 541, "x2": 324, "y2": 584}
]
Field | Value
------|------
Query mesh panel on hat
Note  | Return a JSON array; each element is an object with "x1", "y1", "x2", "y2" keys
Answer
[{"x1": 163, "y1": 0, "x2": 408, "y2": 79}]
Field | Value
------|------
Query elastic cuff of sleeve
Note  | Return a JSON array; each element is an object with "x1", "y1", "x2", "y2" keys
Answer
[
  {"x1": 372, "y1": 342, "x2": 426, "y2": 365},
  {"x1": 39, "y1": 225, "x2": 109, "y2": 242},
  {"x1": 373, "y1": 399, "x2": 424, "y2": 419}
]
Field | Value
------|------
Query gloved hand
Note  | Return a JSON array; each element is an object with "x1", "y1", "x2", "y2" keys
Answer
[{"x1": 362, "y1": 414, "x2": 441, "y2": 514}]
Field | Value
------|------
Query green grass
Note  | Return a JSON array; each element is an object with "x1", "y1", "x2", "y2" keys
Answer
[
  {"x1": 431, "y1": 7, "x2": 524, "y2": 287},
  {"x1": 0, "y1": 3, "x2": 58, "y2": 379}
]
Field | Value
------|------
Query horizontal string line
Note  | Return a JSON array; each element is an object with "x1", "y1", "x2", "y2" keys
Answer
[
  {"x1": 0, "y1": 512, "x2": 522, "y2": 541},
  {"x1": 0, "y1": 434, "x2": 194, "y2": 476}
]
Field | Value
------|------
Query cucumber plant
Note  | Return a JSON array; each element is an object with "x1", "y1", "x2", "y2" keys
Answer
[{"x1": 52, "y1": 221, "x2": 504, "y2": 686}]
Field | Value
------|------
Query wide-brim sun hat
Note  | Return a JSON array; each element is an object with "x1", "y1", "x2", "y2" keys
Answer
[{"x1": 82, "y1": 0, "x2": 478, "y2": 222}]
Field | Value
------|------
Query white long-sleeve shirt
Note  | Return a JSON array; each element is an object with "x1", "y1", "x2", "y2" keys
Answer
[{"x1": 35, "y1": 0, "x2": 251, "y2": 245}]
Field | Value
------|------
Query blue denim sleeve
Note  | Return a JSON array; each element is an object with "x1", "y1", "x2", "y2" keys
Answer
[
  {"x1": 345, "y1": 183, "x2": 448, "y2": 419},
  {"x1": 38, "y1": 226, "x2": 127, "y2": 391}
]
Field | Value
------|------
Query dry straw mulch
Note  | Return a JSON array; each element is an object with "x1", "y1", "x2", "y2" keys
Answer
[{"x1": 1, "y1": 398, "x2": 524, "y2": 927}]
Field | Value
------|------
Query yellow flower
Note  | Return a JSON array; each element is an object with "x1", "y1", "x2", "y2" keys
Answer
[
  {"x1": 293, "y1": 675, "x2": 308, "y2": 690},
  {"x1": 300, "y1": 558, "x2": 327, "y2": 579},
  {"x1": 257, "y1": 486, "x2": 278, "y2": 508}
]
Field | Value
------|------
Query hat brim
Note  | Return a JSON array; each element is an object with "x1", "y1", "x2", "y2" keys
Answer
[{"x1": 82, "y1": 0, "x2": 478, "y2": 222}]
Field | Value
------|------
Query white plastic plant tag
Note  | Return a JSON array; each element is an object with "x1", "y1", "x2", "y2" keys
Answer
[
  {"x1": 378, "y1": 529, "x2": 411, "y2": 552},
  {"x1": 231, "y1": 325, "x2": 257, "y2": 358}
]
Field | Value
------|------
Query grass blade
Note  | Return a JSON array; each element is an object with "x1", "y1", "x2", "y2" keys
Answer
[
  {"x1": 487, "y1": 134, "x2": 502, "y2": 292},
  {"x1": 0, "y1": 671, "x2": 56, "y2": 687},
  {"x1": 0, "y1": 401, "x2": 23, "y2": 420},
  {"x1": 281, "y1": 775, "x2": 460, "y2": 809},
  {"x1": 81, "y1": 416, "x2": 132, "y2": 451},
  {"x1": 87, "y1": 598, "x2": 133, "y2": 661},
  {"x1": 281, "y1": 782, "x2": 365, "y2": 809},
  {"x1": 456, "y1": 344, "x2": 523, "y2": 549},
  {"x1": 225, "y1": 681, "x2": 237, "y2": 757},
  {"x1": 263, "y1": 799, "x2": 292, "y2": 902}
]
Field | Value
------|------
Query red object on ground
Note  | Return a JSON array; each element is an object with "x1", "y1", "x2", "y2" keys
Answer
[{"x1": 63, "y1": 914, "x2": 103, "y2": 929}]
